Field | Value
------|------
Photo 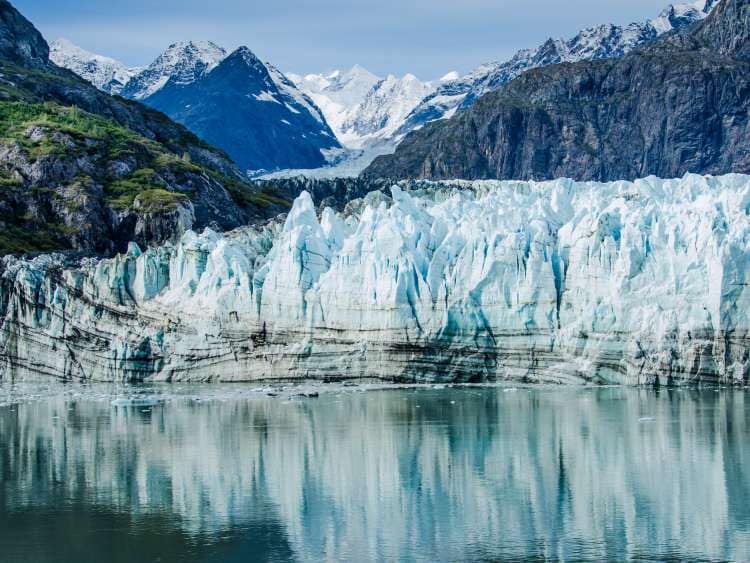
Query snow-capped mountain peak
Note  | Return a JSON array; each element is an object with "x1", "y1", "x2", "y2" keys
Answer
[
  {"x1": 139, "y1": 43, "x2": 340, "y2": 174},
  {"x1": 49, "y1": 38, "x2": 140, "y2": 95},
  {"x1": 290, "y1": 66, "x2": 436, "y2": 150},
  {"x1": 336, "y1": 73, "x2": 434, "y2": 148},
  {"x1": 650, "y1": 0, "x2": 718, "y2": 32},
  {"x1": 121, "y1": 40, "x2": 226, "y2": 100},
  {"x1": 290, "y1": 65, "x2": 380, "y2": 108},
  {"x1": 288, "y1": 65, "x2": 382, "y2": 145},
  {"x1": 440, "y1": 71, "x2": 460, "y2": 82}
]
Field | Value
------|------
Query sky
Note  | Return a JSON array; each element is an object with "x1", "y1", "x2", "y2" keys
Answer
[{"x1": 17, "y1": 0, "x2": 681, "y2": 79}]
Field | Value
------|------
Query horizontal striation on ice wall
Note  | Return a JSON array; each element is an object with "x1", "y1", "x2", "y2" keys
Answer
[{"x1": 2, "y1": 173, "x2": 750, "y2": 384}]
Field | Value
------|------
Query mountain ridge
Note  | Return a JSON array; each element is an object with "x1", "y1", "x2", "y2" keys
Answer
[
  {"x1": 121, "y1": 40, "x2": 226, "y2": 100},
  {"x1": 395, "y1": 0, "x2": 721, "y2": 139},
  {"x1": 74, "y1": 39, "x2": 343, "y2": 173},
  {"x1": 363, "y1": 0, "x2": 750, "y2": 181}
]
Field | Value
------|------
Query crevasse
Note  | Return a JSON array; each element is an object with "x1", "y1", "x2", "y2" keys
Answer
[{"x1": 2, "y1": 173, "x2": 750, "y2": 384}]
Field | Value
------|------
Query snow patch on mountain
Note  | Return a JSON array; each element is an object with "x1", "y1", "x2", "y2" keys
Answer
[
  {"x1": 49, "y1": 38, "x2": 140, "y2": 95},
  {"x1": 266, "y1": 63, "x2": 328, "y2": 125}
]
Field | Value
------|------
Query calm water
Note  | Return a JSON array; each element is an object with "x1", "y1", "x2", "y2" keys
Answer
[{"x1": 0, "y1": 383, "x2": 749, "y2": 562}]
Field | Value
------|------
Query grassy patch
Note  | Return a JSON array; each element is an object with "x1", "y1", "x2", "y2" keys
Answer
[
  {"x1": 105, "y1": 168, "x2": 164, "y2": 210},
  {"x1": 221, "y1": 176, "x2": 291, "y2": 210},
  {"x1": 134, "y1": 189, "x2": 189, "y2": 213},
  {"x1": 0, "y1": 168, "x2": 20, "y2": 187},
  {"x1": 0, "y1": 224, "x2": 70, "y2": 254}
]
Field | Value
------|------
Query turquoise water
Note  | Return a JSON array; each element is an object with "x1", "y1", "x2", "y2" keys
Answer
[{"x1": 0, "y1": 384, "x2": 749, "y2": 562}]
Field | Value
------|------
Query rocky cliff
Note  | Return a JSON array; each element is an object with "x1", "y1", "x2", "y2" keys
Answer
[
  {"x1": 2, "y1": 174, "x2": 750, "y2": 384},
  {"x1": 364, "y1": 0, "x2": 750, "y2": 181}
]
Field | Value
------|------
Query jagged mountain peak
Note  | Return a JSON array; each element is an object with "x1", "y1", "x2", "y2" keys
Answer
[
  {"x1": 220, "y1": 46, "x2": 264, "y2": 70},
  {"x1": 651, "y1": 0, "x2": 719, "y2": 31},
  {"x1": 226, "y1": 45, "x2": 258, "y2": 60},
  {"x1": 141, "y1": 42, "x2": 340, "y2": 174},
  {"x1": 121, "y1": 39, "x2": 226, "y2": 100},
  {"x1": 291, "y1": 67, "x2": 433, "y2": 150},
  {"x1": 336, "y1": 73, "x2": 435, "y2": 149},
  {"x1": 158, "y1": 40, "x2": 226, "y2": 64}
]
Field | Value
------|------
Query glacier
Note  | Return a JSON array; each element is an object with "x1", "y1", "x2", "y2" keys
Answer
[{"x1": 2, "y1": 173, "x2": 750, "y2": 384}]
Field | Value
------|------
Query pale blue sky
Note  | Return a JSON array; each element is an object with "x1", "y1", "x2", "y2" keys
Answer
[{"x1": 17, "y1": 0, "x2": 677, "y2": 79}]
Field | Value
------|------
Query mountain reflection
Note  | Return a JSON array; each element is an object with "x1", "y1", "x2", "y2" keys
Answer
[{"x1": 0, "y1": 387, "x2": 749, "y2": 562}]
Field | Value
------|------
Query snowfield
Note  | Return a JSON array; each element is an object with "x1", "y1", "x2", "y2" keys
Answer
[{"x1": 2, "y1": 173, "x2": 750, "y2": 384}]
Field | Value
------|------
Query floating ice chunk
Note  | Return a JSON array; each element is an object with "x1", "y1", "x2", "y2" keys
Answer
[{"x1": 111, "y1": 397, "x2": 165, "y2": 408}]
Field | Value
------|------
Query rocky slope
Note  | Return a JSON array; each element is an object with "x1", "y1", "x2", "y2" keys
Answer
[
  {"x1": 49, "y1": 39, "x2": 140, "y2": 95},
  {"x1": 364, "y1": 0, "x2": 749, "y2": 181},
  {"x1": 0, "y1": 0, "x2": 289, "y2": 255},
  {"x1": 396, "y1": 0, "x2": 720, "y2": 139},
  {"x1": 2, "y1": 173, "x2": 750, "y2": 384}
]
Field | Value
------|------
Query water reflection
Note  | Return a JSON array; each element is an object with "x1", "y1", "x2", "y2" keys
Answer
[{"x1": 0, "y1": 386, "x2": 749, "y2": 562}]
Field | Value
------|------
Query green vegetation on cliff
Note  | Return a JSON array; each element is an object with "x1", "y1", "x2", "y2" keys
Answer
[
  {"x1": 0, "y1": 0, "x2": 291, "y2": 257},
  {"x1": 0, "y1": 99, "x2": 290, "y2": 255}
]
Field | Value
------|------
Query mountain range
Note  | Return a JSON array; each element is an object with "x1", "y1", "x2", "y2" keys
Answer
[
  {"x1": 49, "y1": 0, "x2": 722, "y2": 177},
  {"x1": 49, "y1": 38, "x2": 141, "y2": 95},
  {"x1": 395, "y1": 0, "x2": 721, "y2": 138},
  {"x1": 289, "y1": 68, "x2": 455, "y2": 150},
  {"x1": 364, "y1": 0, "x2": 749, "y2": 181},
  {"x1": 51, "y1": 38, "x2": 341, "y2": 174}
]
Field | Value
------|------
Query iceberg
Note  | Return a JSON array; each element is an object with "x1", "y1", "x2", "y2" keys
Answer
[{"x1": 2, "y1": 173, "x2": 750, "y2": 384}]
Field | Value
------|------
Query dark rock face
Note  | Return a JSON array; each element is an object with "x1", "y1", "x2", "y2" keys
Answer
[
  {"x1": 696, "y1": 0, "x2": 750, "y2": 58},
  {"x1": 395, "y1": 1, "x2": 719, "y2": 141},
  {"x1": 0, "y1": 0, "x2": 48, "y2": 69},
  {"x1": 142, "y1": 48, "x2": 341, "y2": 174},
  {"x1": 365, "y1": 0, "x2": 750, "y2": 182}
]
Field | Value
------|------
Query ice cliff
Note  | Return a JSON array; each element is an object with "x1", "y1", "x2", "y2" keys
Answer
[{"x1": 2, "y1": 174, "x2": 750, "y2": 384}]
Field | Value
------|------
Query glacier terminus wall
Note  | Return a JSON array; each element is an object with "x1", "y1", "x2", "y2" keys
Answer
[{"x1": 2, "y1": 174, "x2": 750, "y2": 384}]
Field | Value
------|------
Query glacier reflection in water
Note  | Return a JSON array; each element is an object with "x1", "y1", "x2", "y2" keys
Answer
[{"x1": 0, "y1": 385, "x2": 749, "y2": 562}]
